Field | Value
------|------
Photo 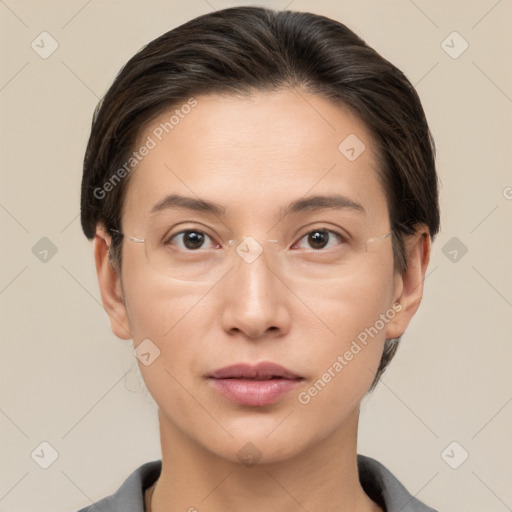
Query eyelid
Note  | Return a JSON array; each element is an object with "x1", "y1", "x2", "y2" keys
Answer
[{"x1": 159, "y1": 220, "x2": 220, "y2": 244}]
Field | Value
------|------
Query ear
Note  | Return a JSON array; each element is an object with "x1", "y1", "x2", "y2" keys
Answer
[
  {"x1": 385, "y1": 224, "x2": 431, "y2": 340},
  {"x1": 93, "y1": 224, "x2": 132, "y2": 340}
]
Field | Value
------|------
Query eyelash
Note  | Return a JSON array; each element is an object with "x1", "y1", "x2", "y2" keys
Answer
[{"x1": 166, "y1": 228, "x2": 348, "y2": 252}]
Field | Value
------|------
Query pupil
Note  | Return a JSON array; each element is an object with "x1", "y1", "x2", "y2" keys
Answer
[
  {"x1": 309, "y1": 230, "x2": 328, "y2": 249},
  {"x1": 184, "y1": 231, "x2": 204, "y2": 249}
]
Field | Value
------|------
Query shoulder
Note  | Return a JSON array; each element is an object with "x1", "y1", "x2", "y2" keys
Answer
[
  {"x1": 357, "y1": 454, "x2": 439, "y2": 512},
  {"x1": 75, "y1": 459, "x2": 162, "y2": 512}
]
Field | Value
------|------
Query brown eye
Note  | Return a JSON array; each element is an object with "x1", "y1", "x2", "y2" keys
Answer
[
  {"x1": 294, "y1": 229, "x2": 345, "y2": 250},
  {"x1": 169, "y1": 230, "x2": 214, "y2": 250},
  {"x1": 308, "y1": 230, "x2": 329, "y2": 249}
]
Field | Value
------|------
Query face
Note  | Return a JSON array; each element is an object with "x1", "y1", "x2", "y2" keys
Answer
[{"x1": 98, "y1": 89, "x2": 418, "y2": 464}]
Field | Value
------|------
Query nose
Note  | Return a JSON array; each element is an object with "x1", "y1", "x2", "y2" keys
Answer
[{"x1": 219, "y1": 243, "x2": 291, "y2": 340}]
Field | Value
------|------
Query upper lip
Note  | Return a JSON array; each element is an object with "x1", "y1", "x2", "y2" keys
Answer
[{"x1": 209, "y1": 362, "x2": 302, "y2": 380}]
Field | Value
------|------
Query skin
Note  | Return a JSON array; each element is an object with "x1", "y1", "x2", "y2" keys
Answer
[{"x1": 94, "y1": 89, "x2": 431, "y2": 512}]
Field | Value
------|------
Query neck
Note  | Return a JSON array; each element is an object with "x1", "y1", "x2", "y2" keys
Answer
[{"x1": 150, "y1": 408, "x2": 381, "y2": 512}]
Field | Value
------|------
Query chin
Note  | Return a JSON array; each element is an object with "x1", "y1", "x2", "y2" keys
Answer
[
  {"x1": 192, "y1": 411, "x2": 343, "y2": 467},
  {"x1": 207, "y1": 434, "x2": 310, "y2": 466}
]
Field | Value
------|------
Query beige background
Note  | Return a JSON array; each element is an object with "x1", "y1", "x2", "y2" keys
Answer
[{"x1": 1, "y1": 0, "x2": 511, "y2": 511}]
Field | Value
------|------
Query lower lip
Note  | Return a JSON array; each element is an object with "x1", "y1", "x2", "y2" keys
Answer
[{"x1": 209, "y1": 378, "x2": 302, "y2": 406}]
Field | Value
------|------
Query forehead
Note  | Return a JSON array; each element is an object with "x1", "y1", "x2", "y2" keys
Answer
[{"x1": 121, "y1": 89, "x2": 388, "y2": 228}]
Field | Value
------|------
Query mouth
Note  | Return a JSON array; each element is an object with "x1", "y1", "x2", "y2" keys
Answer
[{"x1": 207, "y1": 362, "x2": 304, "y2": 406}]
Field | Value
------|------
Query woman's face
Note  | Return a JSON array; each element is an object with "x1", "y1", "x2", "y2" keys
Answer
[{"x1": 104, "y1": 89, "x2": 409, "y2": 463}]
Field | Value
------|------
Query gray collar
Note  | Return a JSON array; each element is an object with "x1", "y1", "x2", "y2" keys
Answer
[{"x1": 76, "y1": 455, "x2": 438, "y2": 512}]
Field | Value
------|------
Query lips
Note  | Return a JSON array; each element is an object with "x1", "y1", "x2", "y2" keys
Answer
[
  {"x1": 208, "y1": 362, "x2": 303, "y2": 407},
  {"x1": 209, "y1": 362, "x2": 301, "y2": 380}
]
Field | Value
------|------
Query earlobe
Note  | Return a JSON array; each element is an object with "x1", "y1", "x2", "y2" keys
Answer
[
  {"x1": 94, "y1": 225, "x2": 132, "y2": 340},
  {"x1": 385, "y1": 226, "x2": 431, "y2": 340}
]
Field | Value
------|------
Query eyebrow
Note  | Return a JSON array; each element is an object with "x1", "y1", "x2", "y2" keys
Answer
[{"x1": 149, "y1": 192, "x2": 365, "y2": 217}]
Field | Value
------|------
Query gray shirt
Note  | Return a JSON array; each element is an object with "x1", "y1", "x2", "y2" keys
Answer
[{"x1": 76, "y1": 455, "x2": 438, "y2": 512}]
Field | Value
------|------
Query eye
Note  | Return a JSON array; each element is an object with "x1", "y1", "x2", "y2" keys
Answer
[
  {"x1": 293, "y1": 229, "x2": 346, "y2": 251},
  {"x1": 168, "y1": 229, "x2": 218, "y2": 251}
]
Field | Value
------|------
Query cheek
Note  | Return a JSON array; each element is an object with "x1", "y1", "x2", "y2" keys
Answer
[
  {"x1": 316, "y1": 255, "x2": 395, "y2": 333},
  {"x1": 303, "y1": 261, "x2": 395, "y2": 397},
  {"x1": 122, "y1": 273, "x2": 214, "y2": 420},
  {"x1": 120, "y1": 242, "x2": 207, "y2": 339},
  {"x1": 120, "y1": 242, "x2": 224, "y2": 344}
]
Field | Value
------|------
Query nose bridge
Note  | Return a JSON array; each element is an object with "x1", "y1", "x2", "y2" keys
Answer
[
  {"x1": 228, "y1": 235, "x2": 282, "y2": 294},
  {"x1": 220, "y1": 236, "x2": 288, "y2": 337},
  {"x1": 231, "y1": 235, "x2": 277, "y2": 265}
]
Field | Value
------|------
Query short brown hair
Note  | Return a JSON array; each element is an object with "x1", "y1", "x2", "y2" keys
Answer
[{"x1": 80, "y1": 6, "x2": 440, "y2": 389}]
